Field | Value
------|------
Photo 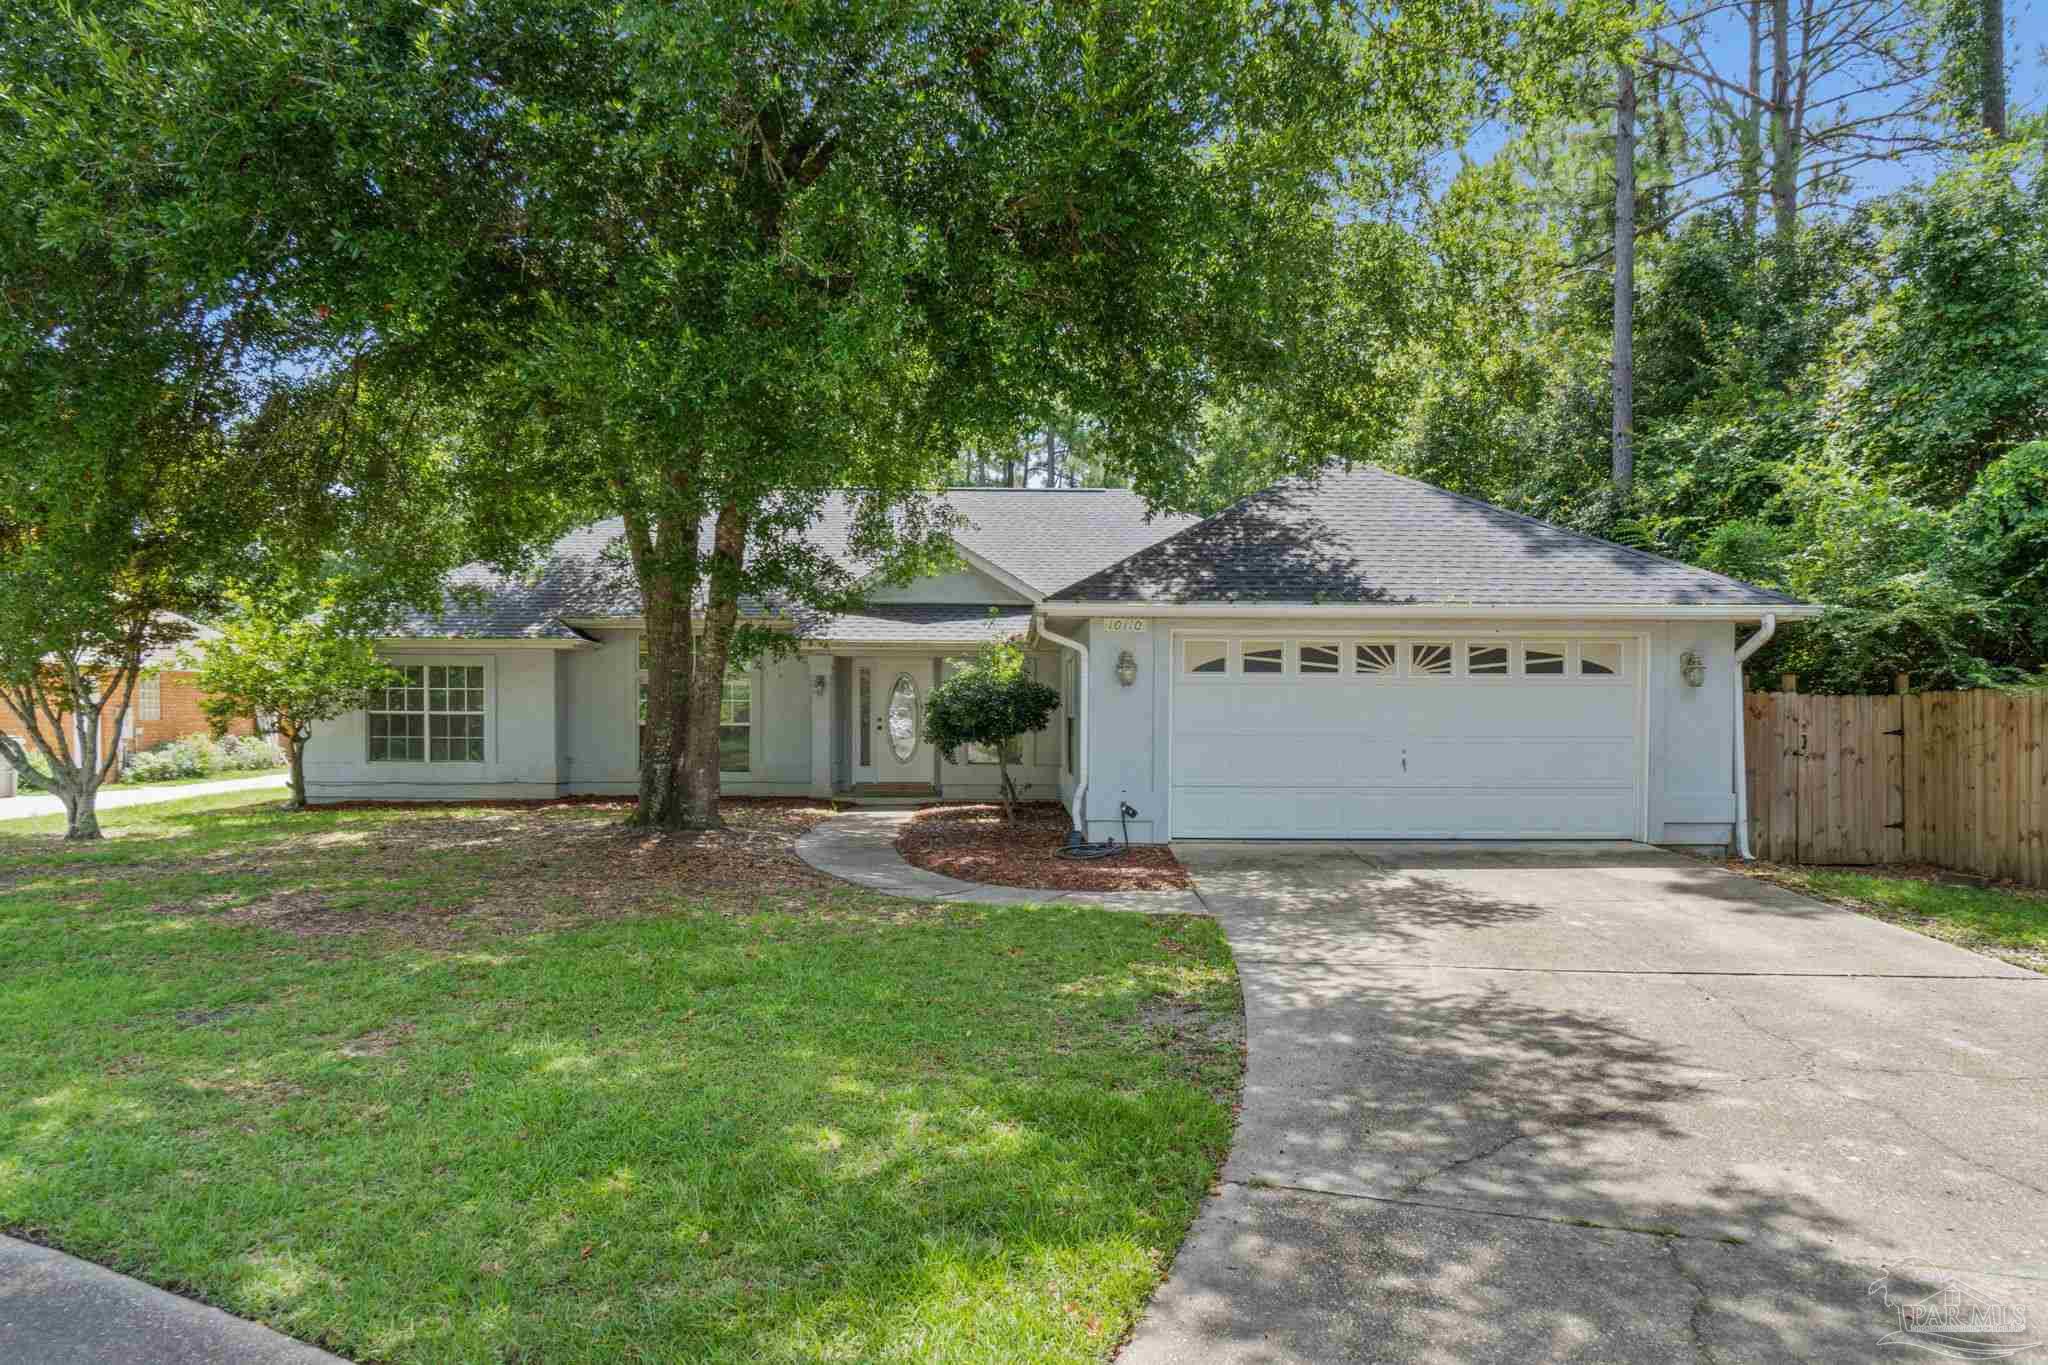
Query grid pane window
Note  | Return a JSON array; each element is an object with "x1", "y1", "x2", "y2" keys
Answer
[
  {"x1": 1467, "y1": 644, "x2": 1510, "y2": 675},
  {"x1": 1355, "y1": 642, "x2": 1398, "y2": 675},
  {"x1": 720, "y1": 669, "x2": 751, "y2": 772},
  {"x1": 1242, "y1": 641, "x2": 1284, "y2": 674},
  {"x1": 1298, "y1": 642, "x2": 1342, "y2": 674},
  {"x1": 368, "y1": 664, "x2": 484, "y2": 762},
  {"x1": 1410, "y1": 642, "x2": 1454, "y2": 676}
]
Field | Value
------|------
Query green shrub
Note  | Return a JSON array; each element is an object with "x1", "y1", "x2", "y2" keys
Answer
[{"x1": 122, "y1": 732, "x2": 282, "y2": 783}]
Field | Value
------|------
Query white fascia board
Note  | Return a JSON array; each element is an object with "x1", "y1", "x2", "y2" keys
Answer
[
  {"x1": 848, "y1": 538, "x2": 1044, "y2": 604},
  {"x1": 557, "y1": 616, "x2": 798, "y2": 632},
  {"x1": 1037, "y1": 602, "x2": 1824, "y2": 622},
  {"x1": 374, "y1": 637, "x2": 595, "y2": 651}
]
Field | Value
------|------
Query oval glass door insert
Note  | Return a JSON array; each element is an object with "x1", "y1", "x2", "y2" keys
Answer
[{"x1": 886, "y1": 672, "x2": 919, "y2": 763}]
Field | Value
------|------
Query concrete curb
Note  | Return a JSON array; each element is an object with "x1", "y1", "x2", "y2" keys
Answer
[
  {"x1": 0, "y1": 1235, "x2": 349, "y2": 1364},
  {"x1": 795, "y1": 808, "x2": 1210, "y2": 915}
]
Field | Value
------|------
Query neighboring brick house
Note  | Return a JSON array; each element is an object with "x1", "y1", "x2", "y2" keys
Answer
[{"x1": 0, "y1": 625, "x2": 256, "y2": 779}]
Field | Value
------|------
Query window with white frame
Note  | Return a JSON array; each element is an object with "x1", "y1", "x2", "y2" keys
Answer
[
  {"x1": 1183, "y1": 640, "x2": 1228, "y2": 675},
  {"x1": 1241, "y1": 640, "x2": 1284, "y2": 674},
  {"x1": 1577, "y1": 641, "x2": 1625, "y2": 676},
  {"x1": 367, "y1": 664, "x2": 484, "y2": 762},
  {"x1": 1466, "y1": 642, "x2": 1510, "y2": 676},
  {"x1": 1523, "y1": 641, "x2": 1567, "y2": 675},
  {"x1": 719, "y1": 669, "x2": 752, "y2": 772},
  {"x1": 136, "y1": 674, "x2": 162, "y2": 721},
  {"x1": 1410, "y1": 642, "x2": 1454, "y2": 676},
  {"x1": 1298, "y1": 641, "x2": 1342, "y2": 674},
  {"x1": 1354, "y1": 641, "x2": 1399, "y2": 675}
]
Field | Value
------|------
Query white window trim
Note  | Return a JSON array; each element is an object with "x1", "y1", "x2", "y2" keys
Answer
[{"x1": 366, "y1": 659, "x2": 491, "y2": 764}]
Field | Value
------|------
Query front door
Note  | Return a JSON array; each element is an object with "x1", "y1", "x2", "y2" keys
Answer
[{"x1": 854, "y1": 658, "x2": 930, "y2": 786}]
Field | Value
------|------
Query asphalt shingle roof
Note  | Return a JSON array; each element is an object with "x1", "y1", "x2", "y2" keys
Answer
[
  {"x1": 802, "y1": 605, "x2": 1036, "y2": 644},
  {"x1": 1047, "y1": 465, "x2": 1806, "y2": 609},
  {"x1": 390, "y1": 490, "x2": 1195, "y2": 640}
]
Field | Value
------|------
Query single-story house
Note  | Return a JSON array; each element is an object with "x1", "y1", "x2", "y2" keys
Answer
[{"x1": 301, "y1": 466, "x2": 1819, "y2": 847}]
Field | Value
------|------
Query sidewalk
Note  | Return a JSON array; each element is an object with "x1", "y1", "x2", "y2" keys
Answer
[
  {"x1": 0, "y1": 1235, "x2": 347, "y2": 1363},
  {"x1": 0, "y1": 772, "x2": 288, "y2": 823}
]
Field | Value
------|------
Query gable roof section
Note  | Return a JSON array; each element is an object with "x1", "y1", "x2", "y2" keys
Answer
[
  {"x1": 389, "y1": 489, "x2": 1196, "y2": 640},
  {"x1": 1047, "y1": 465, "x2": 1807, "y2": 610}
]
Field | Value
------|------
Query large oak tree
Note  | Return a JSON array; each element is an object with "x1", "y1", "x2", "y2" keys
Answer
[{"x1": 10, "y1": 0, "x2": 1620, "y2": 828}]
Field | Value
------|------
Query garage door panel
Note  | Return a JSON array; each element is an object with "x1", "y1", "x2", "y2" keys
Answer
[
  {"x1": 1168, "y1": 635, "x2": 1643, "y2": 840},
  {"x1": 1174, "y1": 683, "x2": 1633, "y2": 737},
  {"x1": 1172, "y1": 734, "x2": 1634, "y2": 787},
  {"x1": 1172, "y1": 786, "x2": 1641, "y2": 839}
]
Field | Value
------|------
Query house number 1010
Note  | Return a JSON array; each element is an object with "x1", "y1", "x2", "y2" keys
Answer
[{"x1": 1102, "y1": 618, "x2": 1147, "y2": 633}]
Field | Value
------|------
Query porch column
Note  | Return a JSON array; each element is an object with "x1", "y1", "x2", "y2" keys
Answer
[{"x1": 807, "y1": 654, "x2": 834, "y2": 798}]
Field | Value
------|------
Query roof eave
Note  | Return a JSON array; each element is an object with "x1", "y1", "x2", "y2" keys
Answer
[{"x1": 1037, "y1": 601, "x2": 1823, "y2": 621}]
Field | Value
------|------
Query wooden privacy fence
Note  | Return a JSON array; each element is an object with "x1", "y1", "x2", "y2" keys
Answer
[{"x1": 1743, "y1": 689, "x2": 2048, "y2": 886}]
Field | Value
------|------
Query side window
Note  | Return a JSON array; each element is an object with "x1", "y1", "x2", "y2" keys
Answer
[
  {"x1": 1183, "y1": 640, "x2": 1229, "y2": 675},
  {"x1": 1241, "y1": 640, "x2": 1284, "y2": 674},
  {"x1": 1410, "y1": 642, "x2": 1454, "y2": 677},
  {"x1": 1298, "y1": 641, "x2": 1342, "y2": 674},
  {"x1": 1578, "y1": 641, "x2": 1625, "y2": 677}
]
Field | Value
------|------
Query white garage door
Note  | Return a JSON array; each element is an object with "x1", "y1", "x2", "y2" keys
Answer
[{"x1": 1169, "y1": 634, "x2": 1643, "y2": 840}]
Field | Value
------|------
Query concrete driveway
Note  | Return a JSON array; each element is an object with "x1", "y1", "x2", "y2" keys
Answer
[{"x1": 1124, "y1": 843, "x2": 2048, "y2": 1364}]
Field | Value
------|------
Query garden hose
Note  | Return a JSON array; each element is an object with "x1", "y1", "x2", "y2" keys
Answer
[{"x1": 1053, "y1": 802, "x2": 1136, "y2": 860}]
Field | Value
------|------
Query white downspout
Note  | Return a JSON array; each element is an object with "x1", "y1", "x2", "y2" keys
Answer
[
  {"x1": 1730, "y1": 613, "x2": 1777, "y2": 860},
  {"x1": 1035, "y1": 616, "x2": 1088, "y2": 836}
]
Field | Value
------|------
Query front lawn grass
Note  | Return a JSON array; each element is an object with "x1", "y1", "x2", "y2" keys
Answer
[
  {"x1": 1746, "y1": 861, "x2": 2048, "y2": 972},
  {"x1": 0, "y1": 793, "x2": 1241, "y2": 1363}
]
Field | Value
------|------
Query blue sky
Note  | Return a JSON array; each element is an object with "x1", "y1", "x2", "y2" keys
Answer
[{"x1": 1462, "y1": 4, "x2": 2043, "y2": 207}]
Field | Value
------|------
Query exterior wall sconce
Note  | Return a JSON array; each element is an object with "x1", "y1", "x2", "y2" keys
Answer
[
  {"x1": 811, "y1": 674, "x2": 829, "y2": 696},
  {"x1": 1116, "y1": 649, "x2": 1139, "y2": 687},
  {"x1": 1680, "y1": 649, "x2": 1707, "y2": 688}
]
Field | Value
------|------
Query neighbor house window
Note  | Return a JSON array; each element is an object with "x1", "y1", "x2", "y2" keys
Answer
[
  {"x1": 368, "y1": 664, "x2": 484, "y2": 762},
  {"x1": 1355, "y1": 642, "x2": 1399, "y2": 675},
  {"x1": 1578, "y1": 641, "x2": 1624, "y2": 677},
  {"x1": 1183, "y1": 640, "x2": 1228, "y2": 675},
  {"x1": 1241, "y1": 640, "x2": 1284, "y2": 674},
  {"x1": 1410, "y1": 642, "x2": 1454, "y2": 676},
  {"x1": 720, "y1": 669, "x2": 752, "y2": 772},
  {"x1": 1467, "y1": 643, "x2": 1510, "y2": 676},
  {"x1": 1523, "y1": 642, "x2": 1567, "y2": 675},
  {"x1": 136, "y1": 675, "x2": 162, "y2": 721},
  {"x1": 1298, "y1": 642, "x2": 1342, "y2": 674}
]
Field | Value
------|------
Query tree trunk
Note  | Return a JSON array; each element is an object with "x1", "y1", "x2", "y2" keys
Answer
[
  {"x1": 996, "y1": 753, "x2": 1015, "y2": 821},
  {"x1": 286, "y1": 730, "x2": 309, "y2": 810},
  {"x1": 1739, "y1": 0, "x2": 1765, "y2": 238},
  {"x1": 1768, "y1": 0, "x2": 1799, "y2": 243},
  {"x1": 678, "y1": 502, "x2": 747, "y2": 831},
  {"x1": 1612, "y1": 60, "x2": 1636, "y2": 497},
  {"x1": 626, "y1": 499, "x2": 699, "y2": 830},
  {"x1": 1983, "y1": 0, "x2": 2006, "y2": 136}
]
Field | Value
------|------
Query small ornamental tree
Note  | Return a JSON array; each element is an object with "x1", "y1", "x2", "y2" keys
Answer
[
  {"x1": 924, "y1": 641, "x2": 1061, "y2": 821},
  {"x1": 189, "y1": 594, "x2": 400, "y2": 810}
]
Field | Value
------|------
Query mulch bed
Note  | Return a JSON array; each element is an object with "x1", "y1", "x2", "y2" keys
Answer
[{"x1": 895, "y1": 802, "x2": 1192, "y2": 893}]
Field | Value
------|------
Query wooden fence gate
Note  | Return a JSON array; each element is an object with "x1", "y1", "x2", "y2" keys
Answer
[
  {"x1": 1744, "y1": 691, "x2": 1904, "y2": 865},
  {"x1": 1744, "y1": 689, "x2": 2048, "y2": 886}
]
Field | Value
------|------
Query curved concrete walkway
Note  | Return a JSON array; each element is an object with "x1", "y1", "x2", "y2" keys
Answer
[{"x1": 795, "y1": 808, "x2": 1209, "y2": 915}]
